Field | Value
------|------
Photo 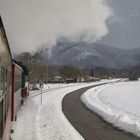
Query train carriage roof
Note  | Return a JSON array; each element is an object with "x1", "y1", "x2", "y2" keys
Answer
[
  {"x1": 0, "y1": 15, "x2": 12, "y2": 58},
  {"x1": 13, "y1": 60, "x2": 29, "y2": 75}
]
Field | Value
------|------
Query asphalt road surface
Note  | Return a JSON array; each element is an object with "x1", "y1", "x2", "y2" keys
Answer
[{"x1": 62, "y1": 85, "x2": 140, "y2": 140}]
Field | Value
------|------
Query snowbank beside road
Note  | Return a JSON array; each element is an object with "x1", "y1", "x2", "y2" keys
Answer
[{"x1": 81, "y1": 81, "x2": 140, "y2": 137}]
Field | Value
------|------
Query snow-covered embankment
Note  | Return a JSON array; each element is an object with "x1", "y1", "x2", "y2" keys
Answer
[{"x1": 81, "y1": 81, "x2": 140, "y2": 137}]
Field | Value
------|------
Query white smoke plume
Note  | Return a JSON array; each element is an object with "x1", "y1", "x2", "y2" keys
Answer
[{"x1": 0, "y1": 0, "x2": 113, "y2": 54}]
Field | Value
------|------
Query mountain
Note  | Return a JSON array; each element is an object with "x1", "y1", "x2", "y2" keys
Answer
[
  {"x1": 48, "y1": 41, "x2": 140, "y2": 68},
  {"x1": 16, "y1": 41, "x2": 140, "y2": 69}
]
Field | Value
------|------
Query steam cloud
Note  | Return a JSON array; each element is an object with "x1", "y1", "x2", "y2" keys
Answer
[{"x1": 0, "y1": 0, "x2": 113, "y2": 54}]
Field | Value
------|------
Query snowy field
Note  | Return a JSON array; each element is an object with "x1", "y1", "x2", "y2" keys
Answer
[
  {"x1": 81, "y1": 80, "x2": 140, "y2": 137},
  {"x1": 11, "y1": 80, "x2": 118, "y2": 140}
]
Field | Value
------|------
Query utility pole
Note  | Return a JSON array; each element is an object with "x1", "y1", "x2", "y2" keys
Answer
[
  {"x1": 41, "y1": 85, "x2": 43, "y2": 106},
  {"x1": 46, "y1": 49, "x2": 49, "y2": 84},
  {"x1": 40, "y1": 75, "x2": 43, "y2": 106},
  {"x1": 46, "y1": 65, "x2": 48, "y2": 84}
]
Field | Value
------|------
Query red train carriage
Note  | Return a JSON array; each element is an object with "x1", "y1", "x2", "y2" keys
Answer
[
  {"x1": 0, "y1": 16, "x2": 29, "y2": 140},
  {"x1": 0, "y1": 16, "x2": 12, "y2": 140},
  {"x1": 11, "y1": 61, "x2": 29, "y2": 122},
  {"x1": 13, "y1": 60, "x2": 29, "y2": 99},
  {"x1": 11, "y1": 62, "x2": 23, "y2": 122}
]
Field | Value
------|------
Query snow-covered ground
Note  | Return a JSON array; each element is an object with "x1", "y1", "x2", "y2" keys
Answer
[
  {"x1": 81, "y1": 81, "x2": 140, "y2": 137},
  {"x1": 11, "y1": 80, "x2": 117, "y2": 140}
]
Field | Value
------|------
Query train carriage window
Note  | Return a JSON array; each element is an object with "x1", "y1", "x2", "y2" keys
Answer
[
  {"x1": 14, "y1": 73, "x2": 22, "y2": 92},
  {"x1": 7, "y1": 70, "x2": 11, "y2": 108},
  {"x1": 0, "y1": 59, "x2": 2, "y2": 97},
  {"x1": 5, "y1": 69, "x2": 7, "y2": 89},
  {"x1": 1, "y1": 66, "x2": 5, "y2": 93},
  {"x1": 6, "y1": 90, "x2": 9, "y2": 113},
  {"x1": 0, "y1": 59, "x2": 2, "y2": 139},
  {"x1": 3, "y1": 96, "x2": 6, "y2": 124},
  {"x1": 5, "y1": 68, "x2": 8, "y2": 115},
  {"x1": 0, "y1": 101, "x2": 3, "y2": 138},
  {"x1": 2, "y1": 67, "x2": 4, "y2": 93}
]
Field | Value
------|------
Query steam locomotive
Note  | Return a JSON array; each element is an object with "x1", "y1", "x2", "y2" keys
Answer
[{"x1": 0, "y1": 16, "x2": 28, "y2": 140}]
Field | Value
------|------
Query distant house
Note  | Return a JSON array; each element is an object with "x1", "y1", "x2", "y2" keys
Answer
[
  {"x1": 48, "y1": 76, "x2": 65, "y2": 83},
  {"x1": 128, "y1": 66, "x2": 139, "y2": 81},
  {"x1": 66, "y1": 78, "x2": 77, "y2": 84},
  {"x1": 129, "y1": 72, "x2": 139, "y2": 81},
  {"x1": 85, "y1": 76, "x2": 100, "y2": 82}
]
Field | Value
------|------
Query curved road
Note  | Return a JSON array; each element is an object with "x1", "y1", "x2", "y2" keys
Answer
[{"x1": 62, "y1": 85, "x2": 140, "y2": 140}]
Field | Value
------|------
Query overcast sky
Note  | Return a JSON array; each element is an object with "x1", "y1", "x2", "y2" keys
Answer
[
  {"x1": 0, "y1": 0, "x2": 140, "y2": 54},
  {"x1": 99, "y1": 0, "x2": 140, "y2": 49}
]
